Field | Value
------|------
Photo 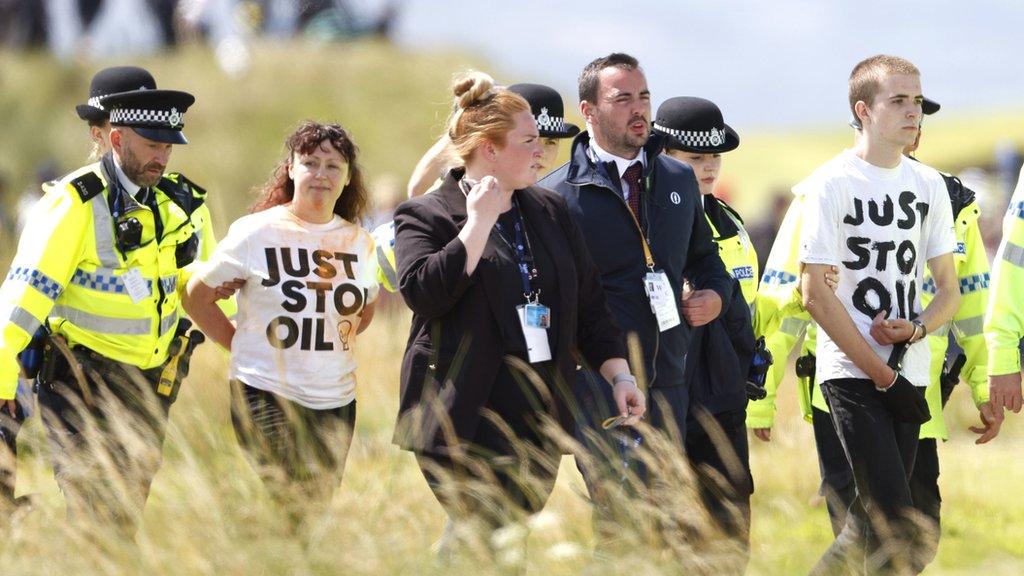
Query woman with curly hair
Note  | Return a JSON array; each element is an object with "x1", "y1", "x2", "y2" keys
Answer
[{"x1": 183, "y1": 121, "x2": 378, "y2": 512}]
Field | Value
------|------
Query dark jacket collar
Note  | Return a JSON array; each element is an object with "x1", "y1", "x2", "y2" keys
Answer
[
  {"x1": 565, "y1": 130, "x2": 667, "y2": 189},
  {"x1": 433, "y1": 167, "x2": 470, "y2": 223}
]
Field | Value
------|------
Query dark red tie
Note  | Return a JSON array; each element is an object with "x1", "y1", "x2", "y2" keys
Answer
[{"x1": 622, "y1": 161, "x2": 644, "y2": 221}]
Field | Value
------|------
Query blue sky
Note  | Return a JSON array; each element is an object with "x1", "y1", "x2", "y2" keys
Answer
[{"x1": 387, "y1": 0, "x2": 1024, "y2": 130}]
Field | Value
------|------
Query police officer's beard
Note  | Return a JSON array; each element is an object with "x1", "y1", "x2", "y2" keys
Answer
[{"x1": 121, "y1": 145, "x2": 165, "y2": 188}]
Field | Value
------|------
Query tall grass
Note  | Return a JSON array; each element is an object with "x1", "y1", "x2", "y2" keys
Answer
[{"x1": 2, "y1": 43, "x2": 1023, "y2": 574}]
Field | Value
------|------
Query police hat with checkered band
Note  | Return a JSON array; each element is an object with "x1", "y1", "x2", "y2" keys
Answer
[
  {"x1": 509, "y1": 83, "x2": 580, "y2": 139},
  {"x1": 75, "y1": 66, "x2": 157, "y2": 122},
  {"x1": 849, "y1": 96, "x2": 941, "y2": 129},
  {"x1": 100, "y1": 89, "x2": 196, "y2": 145},
  {"x1": 653, "y1": 96, "x2": 739, "y2": 154}
]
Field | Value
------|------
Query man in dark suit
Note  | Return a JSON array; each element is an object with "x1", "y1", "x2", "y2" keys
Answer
[{"x1": 539, "y1": 52, "x2": 733, "y2": 529}]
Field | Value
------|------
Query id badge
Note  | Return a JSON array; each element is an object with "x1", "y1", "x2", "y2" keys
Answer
[
  {"x1": 643, "y1": 270, "x2": 681, "y2": 332},
  {"x1": 517, "y1": 304, "x2": 552, "y2": 363},
  {"x1": 122, "y1": 268, "x2": 151, "y2": 303}
]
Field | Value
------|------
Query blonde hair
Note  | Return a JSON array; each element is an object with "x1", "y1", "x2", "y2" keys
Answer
[
  {"x1": 848, "y1": 55, "x2": 920, "y2": 118},
  {"x1": 445, "y1": 70, "x2": 530, "y2": 164}
]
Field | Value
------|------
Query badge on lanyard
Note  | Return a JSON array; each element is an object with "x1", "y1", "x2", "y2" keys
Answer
[
  {"x1": 644, "y1": 270, "x2": 681, "y2": 332},
  {"x1": 517, "y1": 302, "x2": 552, "y2": 363}
]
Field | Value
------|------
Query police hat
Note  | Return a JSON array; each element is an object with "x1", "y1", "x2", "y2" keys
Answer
[
  {"x1": 849, "y1": 96, "x2": 941, "y2": 129},
  {"x1": 100, "y1": 89, "x2": 195, "y2": 145},
  {"x1": 509, "y1": 83, "x2": 580, "y2": 139},
  {"x1": 653, "y1": 96, "x2": 739, "y2": 154},
  {"x1": 76, "y1": 66, "x2": 157, "y2": 122}
]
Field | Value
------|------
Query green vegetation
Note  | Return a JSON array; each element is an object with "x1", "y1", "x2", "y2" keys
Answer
[{"x1": 2, "y1": 43, "x2": 1023, "y2": 575}]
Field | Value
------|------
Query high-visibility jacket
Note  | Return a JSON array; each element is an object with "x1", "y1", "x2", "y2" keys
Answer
[
  {"x1": 985, "y1": 166, "x2": 1024, "y2": 377},
  {"x1": 746, "y1": 186, "x2": 817, "y2": 429},
  {"x1": 704, "y1": 196, "x2": 758, "y2": 311},
  {"x1": 747, "y1": 171, "x2": 989, "y2": 440},
  {"x1": 0, "y1": 161, "x2": 213, "y2": 399},
  {"x1": 372, "y1": 220, "x2": 399, "y2": 293}
]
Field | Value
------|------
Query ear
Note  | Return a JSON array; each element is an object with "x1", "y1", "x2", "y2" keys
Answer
[
  {"x1": 340, "y1": 165, "x2": 352, "y2": 188},
  {"x1": 109, "y1": 128, "x2": 123, "y2": 152},
  {"x1": 286, "y1": 160, "x2": 295, "y2": 181},
  {"x1": 854, "y1": 100, "x2": 871, "y2": 125},
  {"x1": 580, "y1": 100, "x2": 593, "y2": 123},
  {"x1": 483, "y1": 140, "x2": 498, "y2": 160}
]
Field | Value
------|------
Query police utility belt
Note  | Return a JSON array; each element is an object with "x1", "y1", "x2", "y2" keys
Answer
[{"x1": 32, "y1": 319, "x2": 205, "y2": 407}]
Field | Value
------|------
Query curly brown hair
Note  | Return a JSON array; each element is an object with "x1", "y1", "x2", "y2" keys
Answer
[{"x1": 252, "y1": 121, "x2": 368, "y2": 221}]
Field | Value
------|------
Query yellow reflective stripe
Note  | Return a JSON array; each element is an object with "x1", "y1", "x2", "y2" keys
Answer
[
  {"x1": 4, "y1": 306, "x2": 42, "y2": 335},
  {"x1": 89, "y1": 194, "x2": 120, "y2": 268},
  {"x1": 953, "y1": 315, "x2": 984, "y2": 338},
  {"x1": 780, "y1": 316, "x2": 807, "y2": 338},
  {"x1": 1001, "y1": 241, "x2": 1024, "y2": 268},
  {"x1": 930, "y1": 323, "x2": 950, "y2": 338},
  {"x1": 160, "y1": 310, "x2": 179, "y2": 335},
  {"x1": 51, "y1": 304, "x2": 150, "y2": 335}
]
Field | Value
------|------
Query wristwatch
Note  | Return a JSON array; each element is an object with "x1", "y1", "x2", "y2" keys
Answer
[{"x1": 612, "y1": 373, "x2": 637, "y2": 387}]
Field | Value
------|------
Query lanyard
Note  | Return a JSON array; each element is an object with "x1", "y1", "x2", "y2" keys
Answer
[
  {"x1": 588, "y1": 147, "x2": 657, "y2": 271},
  {"x1": 493, "y1": 198, "x2": 539, "y2": 301},
  {"x1": 459, "y1": 177, "x2": 540, "y2": 301}
]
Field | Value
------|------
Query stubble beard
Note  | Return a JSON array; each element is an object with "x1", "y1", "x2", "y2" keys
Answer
[
  {"x1": 594, "y1": 117, "x2": 646, "y2": 159},
  {"x1": 121, "y1": 144, "x2": 163, "y2": 188}
]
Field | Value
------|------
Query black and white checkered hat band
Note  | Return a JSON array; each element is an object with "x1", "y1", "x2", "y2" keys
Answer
[
  {"x1": 109, "y1": 107, "x2": 184, "y2": 128},
  {"x1": 87, "y1": 96, "x2": 106, "y2": 110},
  {"x1": 535, "y1": 114, "x2": 566, "y2": 133},
  {"x1": 653, "y1": 123, "x2": 727, "y2": 148}
]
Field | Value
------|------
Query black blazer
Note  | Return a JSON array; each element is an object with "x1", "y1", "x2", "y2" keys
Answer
[{"x1": 392, "y1": 169, "x2": 627, "y2": 455}]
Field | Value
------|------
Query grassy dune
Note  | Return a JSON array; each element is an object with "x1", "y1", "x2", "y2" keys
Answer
[{"x1": 2, "y1": 43, "x2": 1024, "y2": 574}]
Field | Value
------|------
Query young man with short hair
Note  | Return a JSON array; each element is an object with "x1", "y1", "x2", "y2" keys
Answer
[{"x1": 799, "y1": 55, "x2": 960, "y2": 574}]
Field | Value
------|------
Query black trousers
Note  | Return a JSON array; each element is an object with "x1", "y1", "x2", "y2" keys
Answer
[
  {"x1": 0, "y1": 396, "x2": 26, "y2": 505},
  {"x1": 417, "y1": 363, "x2": 560, "y2": 530},
  {"x1": 230, "y1": 381, "x2": 356, "y2": 511},
  {"x1": 686, "y1": 407, "x2": 753, "y2": 567},
  {"x1": 811, "y1": 378, "x2": 923, "y2": 576},
  {"x1": 814, "y1": 408, "x2": 942, "y2": 570},
  {"x1": 37, "y1": 357, "x2": 171, "y2": 536}
]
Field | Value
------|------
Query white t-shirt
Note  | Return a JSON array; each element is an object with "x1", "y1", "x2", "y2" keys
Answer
[
  {"x1": 199, "y1": 205, "x2": 379, "y2": 409},
  {"x1": 799, "y1": 150, "x2": 956, "y2": 387}
]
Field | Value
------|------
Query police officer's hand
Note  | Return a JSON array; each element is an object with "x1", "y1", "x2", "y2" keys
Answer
[
  {"x1": 681, "y1": 288, "x2": 722, "y2": 327},
  {"x1": 796, "y1": 265, "x2": 839, "y2": 295},
  {"x1": 970, "y1": 401, "x2": 1004, "y2": 444},
  {"x1": 753, "y1": 427, "x2": 772, "y2": 442},
  {"x1": 214, "y1": 278, "x2": 245, "y2": 299},
  {"x1": 824, "y1": 266, "x2": 839, "y2": 292},
  {"x1": 989, "y1": 372, "x2": 1023, "y2": 413},
  {"x1": 1, "y1": 399, "x2": 16, "y2": 418},
  {"x1": 869, "y1": 311, "x2": 914, "y2": 346}
]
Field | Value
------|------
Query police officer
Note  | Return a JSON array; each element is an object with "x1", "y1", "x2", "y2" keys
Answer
[
  {"x1": 986, "y1": 166, "x2": 1024, "y2": 416},
  {"x1": 0, "y1": 86, "x2": 204, "y2": 534},
  {"x1": 76, "y1": 66, "x2": 237, "y2": 309},
  {"x1": 749, "y1": 96, "x2": 1000, "y2": 569},
  {"x1": 651, "y1": 96, "x2": 758, "y2": 567}
]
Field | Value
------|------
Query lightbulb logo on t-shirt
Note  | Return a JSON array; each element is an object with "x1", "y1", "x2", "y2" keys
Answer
[
  {"x1": 840, "y1": 191, "x2": 928, "y2": 321},
  {"x1": 261, "y1": 247, "x2": 369, "y2": 351}
]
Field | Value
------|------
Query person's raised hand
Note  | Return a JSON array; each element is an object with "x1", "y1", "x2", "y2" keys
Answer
[{"x1": 465, "y1": 176, "x2": 510, "y2": 226}]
